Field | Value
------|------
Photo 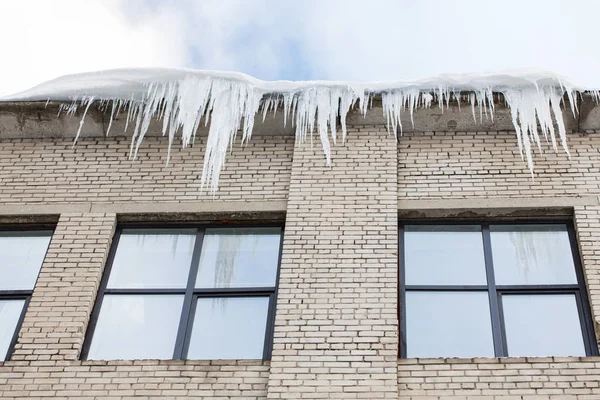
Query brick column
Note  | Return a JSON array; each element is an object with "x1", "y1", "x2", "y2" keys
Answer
[
  {"x1": 574, "y1": 206, "x2": 600, "y2": 348},
  {"x1": 12, "y1": 213, "x2": 116, "y2": 361},
  {"x1": 267, "y1": 129, "x2": 399, "y2": 399}
]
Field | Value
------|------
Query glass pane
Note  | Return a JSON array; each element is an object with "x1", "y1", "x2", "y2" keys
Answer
[
  {"x1": 87, "y1": 295, "x2": 183, "y2": 360},
  {"x1": 196, "y1": 228, "x2": 281, "y2": 288},
  {"x1": 108, "y1": 229, "x2": 196, "y2": 289},
  {"x1": 502, "y1": 294, "x2": 585, "y2": 356},
  {"x1": 0, "y1": 300, "x2": 25, "y2": 360},
  {"x1": 0, "y1": 231, "x2": 52, "y2": 290},
  {"x1": 406, "y1": 291, "x2": 494, "y2": 357},
  {"x1": 187, "y1": 297, "x2": 269, "y2": 360},
  {"x1": 490, "y1": 224, "x2": 577, "y2": 285},
  {"x1": 404, "y1": 225, "x2": 487, "y2": 285}
]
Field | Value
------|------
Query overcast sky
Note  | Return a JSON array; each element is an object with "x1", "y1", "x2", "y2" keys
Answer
[{"x1": 1, "y1": 0, "x2": 599, "y2": 96}]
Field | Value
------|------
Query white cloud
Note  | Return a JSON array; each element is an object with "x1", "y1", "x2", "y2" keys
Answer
[
  {"x1": 0, "y1": 0, "x2": 187, "y2": 96},
  {"x1": 296, "y1": 0, "x2": 600, "y2": 86},
  {"x1": 2, "y1": 0, "x2": 600, "y2": 96}
]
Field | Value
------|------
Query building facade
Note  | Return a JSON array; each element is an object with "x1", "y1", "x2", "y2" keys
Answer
[{"x1": 0, "y1": 98, "x2": 599, "y2": 400}]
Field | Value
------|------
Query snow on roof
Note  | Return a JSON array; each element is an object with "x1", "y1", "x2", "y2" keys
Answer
[
  {"x1": 0, "y1": 68, "x2": 595, "y2": 192},
  {"x1": 0, "y1": 67, "x2": 579, "y2": 102}
]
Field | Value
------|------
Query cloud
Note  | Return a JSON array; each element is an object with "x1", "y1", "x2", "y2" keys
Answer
[
  {"x1": 114, "y1": 0, "x2": 600, "y2": 87},
  {"x1": 0, "y1": 0, "x2": 187, "y2": 96},
  {"x1": 2, "y1": 0, "x2": 600, "y2": 96}
]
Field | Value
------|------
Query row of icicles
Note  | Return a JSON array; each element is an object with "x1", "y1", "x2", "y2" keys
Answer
[{"x1": 53, "y1": 76, "x2": 599, "y2": 192}]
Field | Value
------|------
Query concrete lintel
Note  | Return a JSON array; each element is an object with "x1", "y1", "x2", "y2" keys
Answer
[
  {"x1": 0, "y1": 201, "x2": 287, "y2": 221},
  {"x1": 90, "y1": 200, "x2": 287, "y2": 215},
  {"x1": 0, "y1": 203, "x2": 91, "y2": 216},
  {"x1": 398, "y1": 196, "x2": 600, "y2": 220}
]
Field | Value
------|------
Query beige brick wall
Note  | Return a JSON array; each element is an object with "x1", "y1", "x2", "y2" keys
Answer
[
  {"x1": 1, "y1": 122, "x2": 600, "y2": 399},
  {"x1": 395, "y1": 203, "x2": 600, "y2": 400},
  {"x1": 574, "y1": 206, "x2": 600, "y2": 343},
  {"x1": 399, "y1": 130, "x2": 600, "y2": 199},
  {"x1": 267, "y1": 128, "x2": 399, "y2": 399},
  {"x1": 12, "y1": 213, "x2": 116, "y2": 362},
  {"x1": 398, "y1": 357, "x2": 600, "y2": 399},
  {"x1": 0, "y1": 360, "x2": 269, "y2": 399},
  {"x1": 0, "y1": 135, "x2": 292, "y2": 400},
  {"x1": 396, "y1": 130, "x2": 600, "y2": 400},
  {"x1": 0, "y1": 135, "x2": 293, "y2": 204}
]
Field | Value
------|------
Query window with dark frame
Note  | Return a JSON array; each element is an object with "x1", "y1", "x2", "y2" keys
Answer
[
  {"x1": 399, "y1": 222, "x2": 598, "y2": 358},
  {"x1": 82, "y1": 225, "x2": 283, "y2": 361},
  {"x1": 0, "y1": 229, "x2": 52, "y2": 361}
]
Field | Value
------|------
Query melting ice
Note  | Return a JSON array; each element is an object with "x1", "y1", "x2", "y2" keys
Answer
[{"x1": 1, "y1": 68, "x2": 594, "y2": 192}]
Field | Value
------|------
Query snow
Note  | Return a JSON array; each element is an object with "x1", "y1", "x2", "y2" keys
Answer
[{"x1": 0, "y1": 67, "x2": 594, "y2": 192}]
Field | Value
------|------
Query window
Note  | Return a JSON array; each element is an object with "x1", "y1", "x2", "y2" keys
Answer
[
  {"x1": 400, "y1": 222, "x2": 598, "y2": 358},
  {"x1": 0, "y1": 230, "x2": 52, "y2": 360},
  {"x1": 82, "y1": 226, "x2": 282, "y2": 360}
]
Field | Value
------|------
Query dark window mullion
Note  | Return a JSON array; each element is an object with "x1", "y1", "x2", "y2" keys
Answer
[
  {"x1": 405, "y1": 285, "x2": 488, "y2": 291},
  {"x1": 262, "y1": 292, "x2": 277, "y2": 360},
  {"x1": 194, "y1": 287, "x2": 275, "y2": 296},
  {"x1": 572, "y1": 291, "x2": 595, "y2": 356},
  {"x1": 81, "y1": 229, "x2": 123, "y2": 360},
  {"x1": 4, "y1": 295, "x2": 31, "y2": 360},
  {"x1": 0, "y1": 290, "x2": 33, "y2": 297},
  {"x1": 496, "y1": 292, "x2": 509, "y2": 356},
  {"x1": 399, "y1": 226, "x2": 407, "y2": 358},
  {"x1": 173, "y1": 229, "x2": 204, "y2": 360},
  {"x1": 104, "y1": 288, "x2": 187, "y2": 295},
  {"x1": 263, "y1": 226, "x2": 286, "y2": 360},
  {"x1": 181, "y1": 293, "x2": 199, "y2": 359},
  {"x1": 495, "y1": 285, "x2": 580, "y2": 292},
  {"x1": 482, "y1": 224, "x2": 505, "y2": 357},
  {"x1": 568, "y1": 224, "x2": 599, "y2": 356}
]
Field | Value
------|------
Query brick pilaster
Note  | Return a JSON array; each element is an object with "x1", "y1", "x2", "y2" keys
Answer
[
  {"x1": 574, "y1": 205, "x2": 600, "y2": 346},
  {"x1": 267, "y1": 129, "x2": 399, "y2": 399},
  {"x1": 11, "y1": 213, "x2": 116, "y2": 361}
]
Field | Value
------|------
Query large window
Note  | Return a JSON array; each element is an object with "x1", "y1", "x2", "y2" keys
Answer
[
  {"x1": 400, "y1": 222, "x2": 598, "y2": 358},
  {"x1": 82, "y1": 226, "x2": 283, "y2": 361},
  {"x1": 0, "y1": 230, "x2": 52, "y2": 360}
]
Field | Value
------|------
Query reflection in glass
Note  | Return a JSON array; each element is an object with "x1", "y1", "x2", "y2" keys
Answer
[
  {"x1": 405, "y1": 225, "x2": 487, "y2": 285},
  {"x1": 87, "y1": 295, "x2": 183, "y2": 360},
  {"x1": 406, "y1": 291, "x2": 494, "y2": 357},
  {"x1": 0, "y1": 300, "x2": 25, "y2": 360},
  {"x1": 196, "y1": 228, "x2": 281, "y2": 288},
  {"x1": 502, "y1": 294, "x2": 585, "y2": 356},
  {"x1": 187, "y1": 297, "x2": 269, "y2": 359},
  {"x1": 0, "y1": 232, "x2": 52, "y2": 290},
  {"x1": 108, "y1": 229, "x2": 196, "y2": 289},
  {"x1": 490, "y1": 225, "x2": 576, "y2": 285}
]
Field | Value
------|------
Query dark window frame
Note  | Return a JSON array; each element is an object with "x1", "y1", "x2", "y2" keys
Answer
[
  {"x1": 0, "y1": 226, "x2": 54, "y2": 361},
  {"x1": 81, "y1": 223, "x2": 284, "y2": 361},
  {"x1": 399, "y1": 220, "x2": 599, "y2": 358}
]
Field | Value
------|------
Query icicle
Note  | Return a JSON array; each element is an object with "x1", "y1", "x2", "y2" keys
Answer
[
  {"x1": 502, "y1": 86, "x2": 571, "y2": 176},
  {"x1": 73, "y1": 96, "x2": 94, "y2": 146},
  {"x1": 421, "y1": 93, "x2": 433, "y2": 109},
  {"x1": 339, "y1": 90, "x2": 354, "y2": 143},
  {"x1": 282, "y1": 93, "x2": 293, "y2": 128},
  {"x1": 261, "y1": 97, "x2": 271, "y2": 122},
  {"x1": 549, "y1": 90, "x2": 570, "y2": 158},
  {"x1": 105, "y1": 99, "x2": 117, "y2": 136},
  {"x1": 469, "y1": 93, "x2": 476, "y2": 122},
  {"x1": 23, "y1": 69, "x2": 583, "y2": 193},
  {"x1": 453, "y1": 91, "x2": 462, "y2": 112}
]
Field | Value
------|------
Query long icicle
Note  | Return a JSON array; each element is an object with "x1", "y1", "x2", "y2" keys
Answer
[{"x1": 43, "y1": 73, "x2": 577, "y2": 193}]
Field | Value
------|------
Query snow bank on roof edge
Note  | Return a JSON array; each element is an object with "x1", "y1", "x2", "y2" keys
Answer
[
  {"x1": 0, "y1": 67, "x2": 583, "y2": 101},
  {"x1": 0, "y1": 67, "x2": 597, "y2": 193}
]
